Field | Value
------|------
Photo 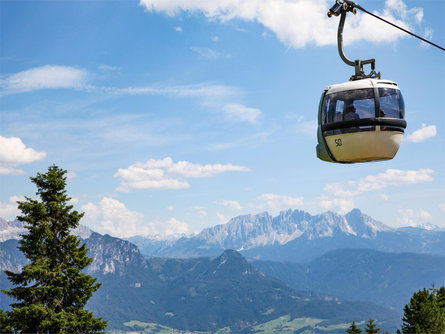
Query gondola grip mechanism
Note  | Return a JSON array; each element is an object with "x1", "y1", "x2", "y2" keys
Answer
[{"x1": 328, "y1": 0, "x2": 381, "y2": 81}]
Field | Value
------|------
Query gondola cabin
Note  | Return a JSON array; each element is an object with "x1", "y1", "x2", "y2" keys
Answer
[{"x1": 316, "y1": 79, "x2": 406, "y2": 163}]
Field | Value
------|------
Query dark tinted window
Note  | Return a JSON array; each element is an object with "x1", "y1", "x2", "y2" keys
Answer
[
  {"x1": 378, "y1": 88, "x2": 404, "y2": 119},
  {"x1": 322, "y1": 88, "x2": 375, "y2": 124}
]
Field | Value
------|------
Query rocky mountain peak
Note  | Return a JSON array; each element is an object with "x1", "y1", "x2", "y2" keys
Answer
[
  {"x1": 344, "y1": 209, "x2": 393, "y2": 238},
  {"x1": 204, "y1": 249, "x2": 260, "y2": 278},
  {"x1": 85, "y1": 232, "x2": 147, "y2": 276}
]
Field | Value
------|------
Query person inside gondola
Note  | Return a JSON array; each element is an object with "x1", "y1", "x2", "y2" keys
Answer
[{"x1": 343, "y1": 103, "x2": 360, "y2": 121}]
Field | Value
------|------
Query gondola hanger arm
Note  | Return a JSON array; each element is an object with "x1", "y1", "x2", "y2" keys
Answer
[{"x1": 328, "y1": 0, "x2": 380, "y2": 81}]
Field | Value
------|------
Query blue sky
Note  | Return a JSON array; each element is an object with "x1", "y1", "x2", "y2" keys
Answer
[{"x1": 1, "y1": 0, "x2": 444, "y2": 238}]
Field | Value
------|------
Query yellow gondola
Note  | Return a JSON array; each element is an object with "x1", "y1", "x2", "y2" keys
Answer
[
  {"x1": 316, "y1": 0, "x2": 407, "y2": 163},
  {"x1": 317, "y1": 79, "x2": 406, "y2": 163}
]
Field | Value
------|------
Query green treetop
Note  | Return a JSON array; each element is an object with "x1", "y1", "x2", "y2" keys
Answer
[
  {"x1": 1, "y1": 165, "x2": 106, "y2": 333},
  {"x1": 401, "y1": 285, "x2": 445, "y2": 334},
  {"x1": 364, "y1": 318, "x2": 379, "y2": 334},
  {"x1": 346, "y1": 321, "x2": 362, "y2": 334}
]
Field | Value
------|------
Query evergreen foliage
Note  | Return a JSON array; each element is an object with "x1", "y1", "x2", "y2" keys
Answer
[
  {"x1": 364, "y1": 317, "x2": 379, "y2": 334},
  {"x1": 346, "y1": 321, "x2": 362, "y2": 334},
  {"x1": 1, "y1": 165, "x2": 106, "y2": 332},
  {"x1": 401, "y1": 285, "x2": 445, "y2": 334}
]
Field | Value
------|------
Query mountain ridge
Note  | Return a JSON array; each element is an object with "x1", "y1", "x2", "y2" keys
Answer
[{"x1": 124, "y1": 208, "x2": 444, "y2": 262}]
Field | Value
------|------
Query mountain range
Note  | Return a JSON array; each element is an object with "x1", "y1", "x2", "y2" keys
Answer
[
  {"x1": 128, "y1": 209, "x2": 445, "y2": 262},
  {"x1": 1, "y1": 209, "x2": 444, "y2": 332}
]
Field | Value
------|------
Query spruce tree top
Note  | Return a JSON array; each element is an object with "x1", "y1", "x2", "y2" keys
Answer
[{"x1": 346, "y1": 321, "x2": 362, "y2": 334}]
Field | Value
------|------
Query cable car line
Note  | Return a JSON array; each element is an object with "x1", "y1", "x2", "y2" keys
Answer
[{"x1": 348, "y1": 1, "x2": 445, "y2": 52}]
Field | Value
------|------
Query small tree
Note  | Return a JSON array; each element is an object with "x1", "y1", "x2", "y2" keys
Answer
[
  {"x1": 364, "y1": 318, "x2": 379, "y2": 334},
  {"x1": 346, "y1": 321, "x2": 362, "y2": 334},
  {"x1": 401, "y1": 285, "x2": 445, "y2": 334},
  {"x1": 1, "y1": 165, "x2": 106, "y2": 332}
]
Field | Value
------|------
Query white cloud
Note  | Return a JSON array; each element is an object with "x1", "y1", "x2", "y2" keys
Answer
[
  {"x1": 324, "y1": 183, "x2": 358, "y2": 197},
  {"x1": 255, "y1": 193, "x2": 304, "y2": 212},
  {"x1": 217, "y1": 200, "x2": 242, "y2": 210},
  {"x1": 319, "y1": 197, "x2": 355, "y2": 214},
  {"x1": 139, "y1": 0, "x2": 424, "y2": 48},
  {"x1": 420, "y1": 27, "x2": 433, "y2": 48},
  {"x1": 357, "y1": 169, "x2": 434, "y2": 192},
  {"x1": 1, "y1": 66, "x2": 249, "y2": 126},
  {"x1": 139, "y1": 217, "x2": 189, "y2": 237},
  {"x1": 66, "y1": 172, "x2": 77, "y2": 180},
  {"x1": 325, "y1": 168, "x2": 435, "y2": 197},
  {"x1": 190, "y1": 47, "x2": 221, "y2": 60},
  {"x1": 223, "y1": 103, "x2": 262, "y2": 124},
  {"x1": 192, "y1": 206, "x2": 208, "y2": 216},
  {"x1": 439, "y1": 203, "x2": 445, "y2": 212},
  {"x1": 161, "y1": 217, "x2": 189, "y2": 235},
  {"x1": 0, "y1": 136, "x2": 46, "y2": 175},
  {"x1": 380, "y1": 194, "x2": 389, "y2": 201},
  {"x1": 0, "y1": 195, "x2": 25, "y2": 219},
  {"x1": 397, "y1": 207, "x2": 432, "y2": 227},
  {"x1": 69, "y1": 197, "x2": 79, "y2": 204},
  {"x1": 406, "y1": 124, "x2": 437, "y2": 142},
  {"x1": 98, "y1": 83, "x2": 239, "y2": 99},
  {"x1": 216, "y1": 212, "x2": 229, "y2": 224},
  {"x1": 82, "y1": 197, "x2": 145, "y2": 238},
  {"x1": 1, "y1": 66, "x2": 241, "y2": 101},
  {"x1": 1, "y1": 65, "x2": 87, "y2": 94},
  {"x1": 174, "y1": 26, "x2": 183, "y2": 32},
  {"x1": 418, "y1": 209, "x2": 432, "y2": 220},
  {"x1": 81, "y1": 197, "x2": 189, "y2": 237},
  {"x1": 294, "y1": 119, "x2": 317, "y2": 137},
  {"x1": 97, "y1": 64, "x2": 122, "y2": 71},
  {"x1": 114, "y1": 157, "x2": 250, "y2": 191},
  {"x1": 168, "y1": 205, "x2": 174, "y2": 211}
]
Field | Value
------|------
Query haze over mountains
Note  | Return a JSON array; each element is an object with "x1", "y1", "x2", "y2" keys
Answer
[{"x1": 1, "y1": 209, "x2": 444, "y2": 332}]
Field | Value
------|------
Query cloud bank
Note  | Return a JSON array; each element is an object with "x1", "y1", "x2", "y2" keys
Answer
[
  {"x1": 114, "y1": 157, "x2": 250, "y2": 191},
  {"x1": 324, "y1": 168, "x2": 434, "y2": 198},
  {"x1": 82, "y1": 197, "x2": 189, "y2": 238},
  {"x1": 140, "y1": 0, "x2": 424, "y2": 48}
]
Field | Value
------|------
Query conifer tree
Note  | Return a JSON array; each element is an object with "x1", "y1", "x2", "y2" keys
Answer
[
  {"x1": 346, "y1": 321, "x2": 362, "y2": 334},
  {"x1": 364, "y1": 318, "x2": 379, "y2": 334},
  {"x1": 401, "y1": 286, "x2": 445, "y2": 334},
  {"x1": 1, "y1": 165, "x2": 106, "y2": 332}
]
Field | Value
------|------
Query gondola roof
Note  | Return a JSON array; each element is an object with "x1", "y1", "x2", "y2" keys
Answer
[{"x1": 324, "y1": 79, "x2": 399, "y2": 94}]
